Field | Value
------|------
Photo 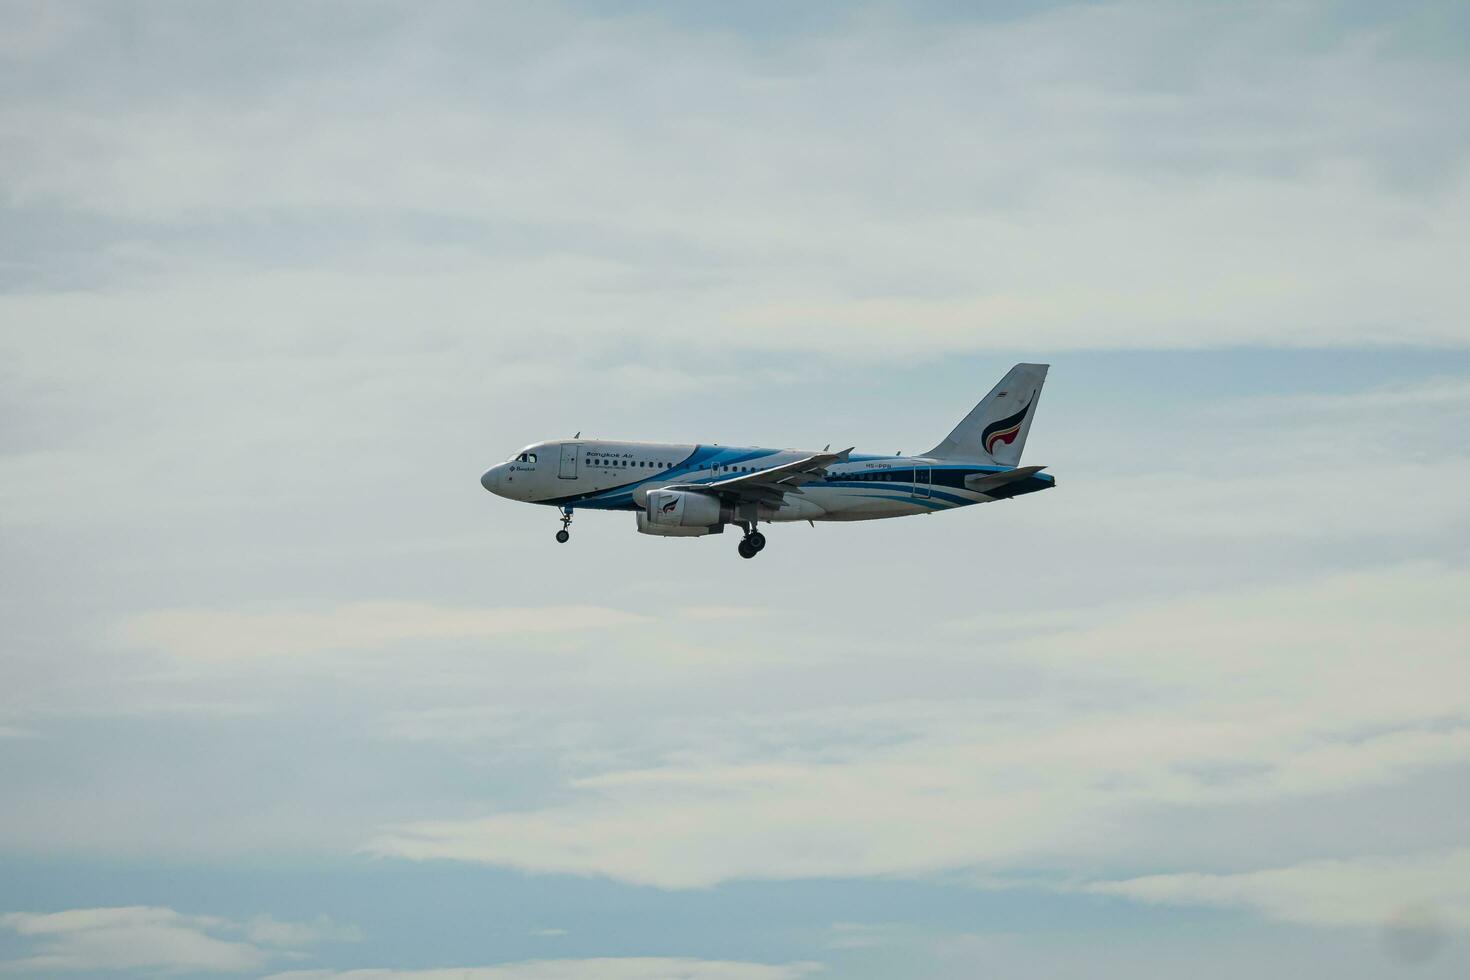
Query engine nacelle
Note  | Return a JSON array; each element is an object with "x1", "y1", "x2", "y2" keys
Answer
[
  {"x1": 645, "y1": 489, "x2": 725, "y2": 529},
  {"x1": 636, "y1": 512, "x2": 723, "y2": 537}
]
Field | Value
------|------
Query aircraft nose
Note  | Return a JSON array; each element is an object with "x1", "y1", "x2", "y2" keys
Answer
[{"x1": 480, "y1": 466, "x2": 502, "y2": 494}]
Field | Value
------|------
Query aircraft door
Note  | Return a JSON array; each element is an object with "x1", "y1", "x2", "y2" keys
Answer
[
  {"x1": 913, "y1": 465, "x2": 931, "y2": 498},
  {"x1": 559, "y1": 443, "x2": 579, "y2": 479}
]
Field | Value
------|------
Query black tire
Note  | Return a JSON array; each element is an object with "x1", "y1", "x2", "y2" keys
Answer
[
  {"x1": 738, "y1": 540, "x2": 756, "y2": 559},
  {"x1": 555, "y1": 529, "x2": 570, "y2": 544},
  {"x1": 749, "y1": 531, "x2": 766, "y2": 551}
]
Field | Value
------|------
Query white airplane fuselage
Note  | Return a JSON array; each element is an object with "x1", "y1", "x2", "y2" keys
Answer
[{"x1": 480, "y1": 440, "x2": 1053, "y2": 523}]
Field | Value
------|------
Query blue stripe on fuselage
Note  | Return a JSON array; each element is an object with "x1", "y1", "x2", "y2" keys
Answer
[{"x1": 540, "y1": 450, "x2": 1053, "y2": 510}]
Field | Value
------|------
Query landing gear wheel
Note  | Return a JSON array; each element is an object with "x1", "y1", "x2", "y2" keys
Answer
[
  {"x1": 556, "y1": 508, "x2": 573, "y2": 544},
  {"x1": 555, "y1": 529, "x2": 570, "y2": 544},
  {"x1": 748, "y1": 531, "x2": 766, "y2": 552},
  {"x1": 738, "y1": 539, "x2": 757, "y2": 559}
]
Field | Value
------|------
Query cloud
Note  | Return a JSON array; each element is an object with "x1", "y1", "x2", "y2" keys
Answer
[
  {"x1": 824, "y1": 922, "x2": 914, "y2": 950},
  {"x1": 245, "y1": 915, "x2": 363, "y2": 948},
  {"x1": 120, "y1": 602, "x2": 651, "y2": 658},
  {"x1": 677, "y1": 606, "x2": 774, "y2": 622},
  {"x1": 366, "y1": 564, "x2": 1470, "y2": 888},
  {"x1": 0, "y1": 906, "x2": 359, "y2": 974},
  {"x1": 0, "y1": 907, "x2": 258, "y2": 974},
  {"x1": 262, "y1": 960, "x2": 821, "y2": 980},
  {"x1": 3, "y1": 2, "x2": 1468, "y2": 360},
  {"x1": 1083, "y1": 849, "x2": 1470, "y2": 930}
]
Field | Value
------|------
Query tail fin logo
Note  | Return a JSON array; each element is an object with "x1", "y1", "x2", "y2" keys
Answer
[{"x1": 982, "y1": 398, "x2": 1031, "y2": 455}]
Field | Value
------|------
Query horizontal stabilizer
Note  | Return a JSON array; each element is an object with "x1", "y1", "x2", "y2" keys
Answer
[{"x1": 964, "y1": 465, "x2": 1046, "y2": 494}]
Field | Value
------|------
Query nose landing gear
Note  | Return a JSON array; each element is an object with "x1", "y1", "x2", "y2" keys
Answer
[
  {"x1": 556, "y1": 508, "x2": 573, "y2": 544},
  {"x1": 737, "y1": 527, "x2": 767, "y2": 559}
]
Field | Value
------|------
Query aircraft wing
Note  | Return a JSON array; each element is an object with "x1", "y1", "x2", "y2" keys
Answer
[
  {"x1": 963, "y1": 465, "x2": 1047, "y2": 494},
  {"x1": 667, "y1": 448, "x2": 854, "y2": 507}
]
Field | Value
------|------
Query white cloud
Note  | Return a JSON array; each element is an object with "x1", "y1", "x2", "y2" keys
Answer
[
  {"x1": 824, "y1": 922, "x2": 914, "y2": 950},
  {"x1": 677, "y1": 606, "x2": 774, "y2": 622},
  {"x1": 2, "y1": 3, "x2": 1468, "y2": 359},
  {"x1": 0, "y1": 907, "x2": 258, "y2": 973},
  {"x1": 367, "y1": 565, "x2": 1470, "y2": 888},
  {"x1": 262, "y1": 960, "x2": 821, "y2": 980},
  {"x1": 0, "y1": 906, "x2": 359, "y2": 974},
  {"x1": 120, "y1": 602, "x2": 650, "y2": 658},
  {"x1": 0, "y1": 0, "x2": 83, "y2": 59},
  {"x1": 245, "y1": 915, "x2": 362, "y2": 948},
  {"x1": 1083, "y1": 849, "x2": 1470, "y2": 930}
]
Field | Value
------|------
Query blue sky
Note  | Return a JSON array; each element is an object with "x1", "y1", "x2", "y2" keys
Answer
[{"x1": 2, "y1": 1, "x2": 1468, "y2": 977}]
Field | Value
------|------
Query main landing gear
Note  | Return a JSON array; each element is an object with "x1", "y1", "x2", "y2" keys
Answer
[
  {"x1": 555, "y1": 508, "x2": 573, "y2": 544},
  {"x1": 737, "y1": 527, "x2": 767, "y2": 560}
]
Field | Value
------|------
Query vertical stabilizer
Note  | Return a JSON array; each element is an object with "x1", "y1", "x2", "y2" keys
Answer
[{"x1": 925, "y1": 363, "x2": 1048, "y2": 466}]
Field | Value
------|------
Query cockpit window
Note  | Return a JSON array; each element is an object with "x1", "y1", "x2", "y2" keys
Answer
[{"x1": 512, "y1": 451, "x2": 538, "y2": 463}]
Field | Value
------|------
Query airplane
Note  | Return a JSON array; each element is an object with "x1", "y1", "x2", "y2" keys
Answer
[{"x1": 479, "y1": 363, "x2": 1054, "y2": 559}]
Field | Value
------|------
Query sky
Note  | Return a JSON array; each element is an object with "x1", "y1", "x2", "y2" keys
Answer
[{"x1": 2, "y1": 0, "x2": 1469, "y2": 977}]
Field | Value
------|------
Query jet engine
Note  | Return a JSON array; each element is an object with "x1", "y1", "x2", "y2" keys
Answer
[
  {"x1": 640, "y1": 489, "x2": 727, "y2": 536},
  {"x1": 635, "y1": 512, "x2": 724, "y2": 537}
]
